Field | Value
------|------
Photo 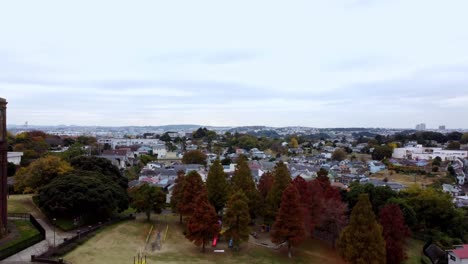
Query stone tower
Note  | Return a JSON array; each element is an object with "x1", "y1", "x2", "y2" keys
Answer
[{"x1": 0, "y1": 97, "x2": 7, "y2": 230}]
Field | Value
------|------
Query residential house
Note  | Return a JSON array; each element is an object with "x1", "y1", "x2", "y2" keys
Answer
[
  {"x1": 448, "y1": 245, "x2": 468, "y2": 264},
  {"x1": 7, "y1": 152, "x2": 23, "y2": 165},
  {"x1": 368, "y1": 161, "x2": 386, "y2": 174}
]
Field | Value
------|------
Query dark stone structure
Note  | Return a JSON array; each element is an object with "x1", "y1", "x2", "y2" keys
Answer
[{"x1": 0, "y1": 97, "x2": 7, "y2": 230}]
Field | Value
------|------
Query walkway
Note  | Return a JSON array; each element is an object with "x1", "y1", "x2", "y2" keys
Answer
[{"x1": 4, "y1": 201, "x2": 74, "y2": 262}]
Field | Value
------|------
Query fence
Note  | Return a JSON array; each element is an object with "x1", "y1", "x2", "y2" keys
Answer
[
  {"x1": 0, "y1": 214, "x2": 46, "y2": 260},
  {"x1": 32, "y1": 215, "x2": 136, "y2": 263}
]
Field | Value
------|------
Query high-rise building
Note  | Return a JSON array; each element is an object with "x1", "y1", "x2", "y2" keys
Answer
[
  {"x1": 415, "y1": 123, "x2": 426, "y2": 131},
  {"x1": 0, "y1": 97, "x2": 6, "y2": 231},
  {"x1": 439, "y1": 125, "x2": 446, "y2": 130}
]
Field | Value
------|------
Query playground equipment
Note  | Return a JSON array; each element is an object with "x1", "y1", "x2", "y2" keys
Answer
[
  {"x1": 212, "y1": 234, "x2": 218, "y2": 247},
  {"x1": 134, "y1": 250, "x2": 147, "y2": 264}
]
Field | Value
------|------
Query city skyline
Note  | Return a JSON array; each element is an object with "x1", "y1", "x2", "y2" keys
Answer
[{"x1": 1, "y1": 0, "x2": 468, "y2": 128}]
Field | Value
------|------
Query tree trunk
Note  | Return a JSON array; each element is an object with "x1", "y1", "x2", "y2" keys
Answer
[
  {"x1": 146, "y1": 210, "x2": 151, "y2": 221},
  {"x1": 202, "y1": 238, "x2": 205, "y2": 253},
  {"x1": 179, "y1": 214, "x2": 182, "y2": 224},
  {"x1": 288, "y1": 241, "x2": 292, "y2": 258}
]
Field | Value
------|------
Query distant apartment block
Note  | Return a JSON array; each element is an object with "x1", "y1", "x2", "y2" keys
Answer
[
  {"x1": 415, "y1": 123, "x2": 426, "y2": 131},
  {"x1": 393, "y1": 145, "x2": 468, "y2": 161},
  {"x1": 98, "y1": 138, "x2": 162, "y2": 149},
  {"x1": 439, "y1": 125, "x2": 446, "y2": 130}
]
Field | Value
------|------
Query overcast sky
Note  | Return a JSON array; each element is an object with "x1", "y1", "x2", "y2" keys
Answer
[{"x1": 1, "y1": 0, "x2": 468, "y2": 128}]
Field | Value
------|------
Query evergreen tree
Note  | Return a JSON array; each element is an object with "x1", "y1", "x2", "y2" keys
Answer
[
  {"x1": 224, "y1": 190, "x2": 250, "y2": 250},
  {"x1": 171, "y1": 170, "x2": 186, "y2": 223},
  {"x1": 185, "y1": 191, "x2": 221, "y2": 252},
  {"x1": 266, "y1": 161, "x2": 291, "y2": 222},
  {"x1": 271, "y1": 183, "x2": 306, "y2": 258},
  {"x1": 379, "y1": 204, "x2": 410, "y2": 264},
  {"x1": 231, "y1": 155, "x2": 259, "y2": 218},
  {"x1": 129, "y1": 183, "x2": 166, "y2": 221},
  {"x1": 206, "y1": 159, "x2": 228, "y2": 213},
  {"x1": 338, "y1": 194, "x2": 386, "y2": 264},
  {"x1": 179, "y1": 170, "x2": 206, "y2": 218}
]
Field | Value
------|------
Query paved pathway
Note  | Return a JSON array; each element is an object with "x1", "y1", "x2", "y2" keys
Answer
[{"x1": 4, "y1": 203, "x2": 74, "y2": 262}]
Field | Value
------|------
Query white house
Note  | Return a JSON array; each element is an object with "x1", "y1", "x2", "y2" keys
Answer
[
  {"x1": 393, "y1": 145, "x2": 468, "y2": 161},
  {"x1": 448, "y1": 245, "x2": 468, "y2": 264},
  {"x1": 152, "y1": 144, "x2": 167, "y2": 158},
  {"x1": 7, "y1": 152, "x2": 23, "y2": 165}
]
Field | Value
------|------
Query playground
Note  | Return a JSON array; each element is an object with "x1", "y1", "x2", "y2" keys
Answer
[{"x1": 64, "y1": 213, "x2": 345, "y2": 264}]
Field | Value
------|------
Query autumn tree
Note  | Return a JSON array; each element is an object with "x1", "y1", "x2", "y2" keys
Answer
[
  {"x1": 224, "y1": 190, "x2": 250, "y2": 250},
  {"x1": 206, "y1": 159, "x2": 228, "y2": 213},
  {"x1": 332, "y1": 148, "x2": 347, "y2": 161},
  {"x1": 338, "y1": 194, "x2": 386, "y2": 264},
  {"x1": 292, "y1": 176, "x2": 311, "y2": 230},
  {"x1": 182, "y1": 150, "x2": 207, "y2": 165},
  {"x1": 185, "y1": 191, "x2": 221, "y2": 252},
  {"x1": 171, "y1": 170, "x2": 186, "y2": 223},
  {"x1": 179, "y1": 171, "x2": 206, "y2": 218},
  {"x1": 14, "y1": 155, "x2": 73, "y2": 193},
  {"x1": 379, "y1": 204, "x2": 411, "y2": 264},
  {"x1": 290, "y1": 138, "x2": 299, "y2": 148},
  {"x1": 129, "y1": 183, "x2": 166, "y2": 221},
  {"x1": 266, "y1": 161, "x2": 291, "y2": 222},
  {"x1": 315, "y1": 198, "x2": 347, "y2": 246},
  {"x1": 231, "y1": 156, "x2": 259, "y2": 218},
  {"x1": 271, "y1": 183, "x2": 306, "y2": 258},
  {"x1": 257, "y1": 172, "x2": 274, "y2": 217}
]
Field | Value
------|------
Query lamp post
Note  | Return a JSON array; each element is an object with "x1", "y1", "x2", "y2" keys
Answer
[{"x1": 53, "y1": 218, "x2": 56, "y2": 248}]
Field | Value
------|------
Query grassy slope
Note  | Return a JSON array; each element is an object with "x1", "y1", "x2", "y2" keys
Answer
[
  {"x1": 7, "y1": 194, "x2": 35, "y2": 214},
  {"x1": 65, "y1": 215, "x2": 345, "y2": 264}
]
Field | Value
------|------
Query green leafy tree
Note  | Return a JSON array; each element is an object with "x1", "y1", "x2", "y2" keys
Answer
[
  {"x1": 372, "y1": 145, "x2": 393, "y2": 161},
  {"x1": 129, "y1": 183, "x2": 166, "y2": 221},
  {"x1": 206, "y1": 159, "x2": 228, "y2": 213},
  {"x1": 182, "y1": 150, "x2": 207, "y2": 165},
  {"x1": 37, "y1": 171, "x2": 128, "y2": 222},
  {"x1": 59, "y1": 142, "x2": 86, "y2": 161},
  {"x1": 14, "y1": 155, "x2": 73, "y2": 193},
  {"x1": 338, "y1": 194, "x2": 386, "y2": 264},
  {"x1": 271, "y1": 184, "x2": 306, "y2": 258},
  {"x1": 266, "y1": 161, "x2": 291, "y2": 222},
  {"x1": 447, "y1": 141, "x2": 461, "y2": 150},
  {"x1": 332, "y1": 148, "x2": 347, "y2": 161},
  {"x1": 224, "y1": 190, "x2": 250, "y2": 250},
  {"x1": 185, "y1": 191, "x2": 221, "y2": 252},
  {"x1": 70, "y1": 156, "x2": 128, "y2": 190}
]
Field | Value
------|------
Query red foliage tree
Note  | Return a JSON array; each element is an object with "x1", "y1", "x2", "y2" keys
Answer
[
  {"x1": 179, "y1": 171, "x2": 205, "y2": 218},
  {"x1": 308, "y1": 179, "x2": 325, "y2": 234},
  {"x1": 258, "y1": 172, "x2": 274, "y2": 199},
  {"x1": 271, "y1": 183, "x2": 306, "y2": 258},
  {"x1": 379, "y1": 204, "x2": 411, "y2": 264},
  {"x1": 185, "y1": 190, "x2": 221, "y2": 252},
  {"x1": 292, "y1": 176, "x2": 311, "y2": 231}
]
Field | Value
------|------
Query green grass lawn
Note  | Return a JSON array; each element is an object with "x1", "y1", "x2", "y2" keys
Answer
[
  {"x1": 64, "y1": 214, "x2": 345, "y2": 264},
  {"x1": 0, "y1": 220, "x2": 40, "y2": 251},
  {"x1": 404, "y1": 238, "x2": 432, "y2": 264},
  {"x1": 7, "y1": 194, "x2": 35, "y2": 214}
]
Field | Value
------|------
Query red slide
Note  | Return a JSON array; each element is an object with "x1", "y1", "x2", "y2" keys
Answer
[{"x1": 212, "y1": 234, "x2": 218, "y2": 247}]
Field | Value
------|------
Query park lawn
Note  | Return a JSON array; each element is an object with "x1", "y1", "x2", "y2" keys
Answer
[
  {"x1": 7, "y1": 194, "x2": 35, "y2": 214},
  {"x1": 404, "y1": 238, "x2": 432, "y2": 264},
  {"x1": 0, "y1": 220, "x2": 40, "y2": 251},
  {"x1": 372, "y1": 170, "x2": 436, "y2": 186},
  {"x1": 65, "y1": 214, "x2": 345, "y2": 264}
]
